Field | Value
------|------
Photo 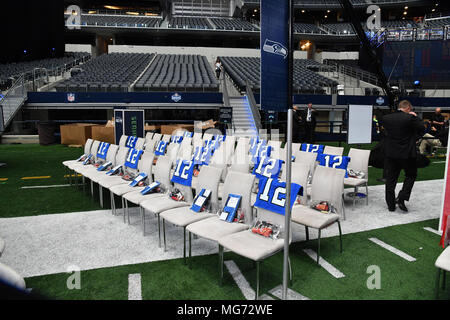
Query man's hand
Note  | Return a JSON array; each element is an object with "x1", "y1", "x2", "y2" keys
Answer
[{"x1": 409, "y1": 111, "x2": 417, "y2": 117}]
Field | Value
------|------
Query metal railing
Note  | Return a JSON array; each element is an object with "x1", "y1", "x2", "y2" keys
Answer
[
  {"x1": 245, "y1": 81, "x2": 262, "y2": 132},
  {"x1": 0, "y1": 75, "x2": 27, "y2": 131},
  {"x1": 323, "y1": 60, "x2": 381, "y2": 88}
]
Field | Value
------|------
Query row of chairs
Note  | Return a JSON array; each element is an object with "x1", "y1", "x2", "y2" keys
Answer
[{"x1": 62, "y1": 131, "x2": 370, "y2": 299}]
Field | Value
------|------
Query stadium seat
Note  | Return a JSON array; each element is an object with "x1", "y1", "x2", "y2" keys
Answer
[
  {"x1": 435, "y1": 246, "x2": 450, "y2": 299},
  {"x1": 0, "y1": 263, "x2": 26, "y2": 291},
  {"x1": 323, "y1": 146, "x2": 344, "y2": 156}
]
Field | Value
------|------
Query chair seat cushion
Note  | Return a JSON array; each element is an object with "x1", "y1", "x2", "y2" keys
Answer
[
  {"x1": 291, "y1": 205, "x2": 339, "y2": 229},
  {"x1": 68, "y1": 162, "x2": 89, "y2": 171},
  {"x1": 435, "y1": 246, "x2": 450, "y2": 271},
  {"x1": 109, "y1": 184, "x2": 145, "y2": 196},
  {"x1": 141, "y1": 196, "x2": 190, "y2": 214},
  {"x1": 63, "y1": 160, "x2": 79, "y2": 167},
  {"x1": 86, "y1": 171, "x2": 111, "y2": 183},
  {"x1": 160, "y1": 207, "x2": 215, "y2": 227},
  {"x1": 98, "y1": 176, "x2": 129, "y2": 188},
  {"x1": 0, "y1": 262, "x2": 26, "y2": 290},
  {"x1": 344, "y1": 177, "x2": 367, "y2": 187},
  {"x1": 218, "y1": 230, "x2": 284, "y2": 261},
  {"x1": 123, "y1": 190, "x2": 166, "y2": 205},
  {"x1": 187, "y1": 217, "x2": 249, "y2": 242}
]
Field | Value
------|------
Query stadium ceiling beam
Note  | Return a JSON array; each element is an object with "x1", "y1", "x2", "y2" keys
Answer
[{"x1": 338, "y1": 0, "x2": 396, "y2": 110}]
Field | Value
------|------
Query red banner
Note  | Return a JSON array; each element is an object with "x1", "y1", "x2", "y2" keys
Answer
[{"x1": 440, "y1": 136, "x2": 450, "y2": 247}]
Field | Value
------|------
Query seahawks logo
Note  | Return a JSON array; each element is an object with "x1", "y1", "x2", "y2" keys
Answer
[{"x1": 263, "y1": 39, "x2": 288, "y2": 59}]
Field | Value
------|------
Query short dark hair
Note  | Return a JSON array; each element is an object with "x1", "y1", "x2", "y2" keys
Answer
[{"x1": 398, "y1": 100, "x2": 412, "y2": 110}]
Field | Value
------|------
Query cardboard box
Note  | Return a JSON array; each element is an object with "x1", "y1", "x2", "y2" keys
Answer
[
  {"x1": 161, "y1": 124, "x2": 194, "y2": 135},
  {"x1": 92, "y1": 125, "x2": 115, "y2": 144},
  {"x1": 60, "y1": 123, "x2": 96, "y2": 146},
  {"x1": 145, "y1": 125, "x2": 161, "y2": 132},
  {"x1": 194, "y1": 119, "x2": 217, "y2": 130}
]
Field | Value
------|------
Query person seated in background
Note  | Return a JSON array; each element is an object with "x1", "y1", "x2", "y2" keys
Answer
[
  {"x1": 431, "y1": 107, "x2": 445, "y2": 135},
  {"x1": 419, "y1": 120, "x2": 442, "y2": 155}
]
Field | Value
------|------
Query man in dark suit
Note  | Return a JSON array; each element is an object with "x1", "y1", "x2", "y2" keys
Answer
[
  {"x1": 382, "y1": 100, "x2": 424, "y2": 212},
  {"x1": 300, "y1": 103, "x2": 317, "y2": 143}
]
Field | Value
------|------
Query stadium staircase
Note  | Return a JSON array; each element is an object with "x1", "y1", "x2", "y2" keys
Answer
[
  {"x1": 0, "y1": 75, "x2": 27, "y2": 136},
  {"x1": 230, "y1": 96, "x2": 259, "y2": 138}
]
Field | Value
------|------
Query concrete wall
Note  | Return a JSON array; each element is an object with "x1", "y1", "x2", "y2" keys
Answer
[{"x1": 315, "y1": 51, "x2": 359, "y2": 63}]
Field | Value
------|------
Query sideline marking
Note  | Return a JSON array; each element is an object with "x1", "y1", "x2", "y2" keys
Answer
[
  {"x1": 64, "y1": 174, "x2": 82, "y2": 178},
  {"x1": 423, "y1": 227, "x2": 443, "y2": 236},
  {"x1": 368, "y1": 237, "x2": 416, "y2": 262},
  {"x1": 303, "y1": 249, "x2": 345, "y2": 279},
  {"x1": 224, "y1": 260, "x2": 255, "y2": 300},
  {"x1": 21, "y1": 176, "x2": 51, "y2": 180},
  {"x1": 0, "y1": 178, "x2": 8, "y2": 181},
  {"x1": 268, "y1": 285, "x2": 310, "y2": 300},
  {"x1": 128, "y1": 273, "x2": 142, "y2": 300},
  {"x1": 21, "y1": 184, "x2": 72, "y2": 189}
]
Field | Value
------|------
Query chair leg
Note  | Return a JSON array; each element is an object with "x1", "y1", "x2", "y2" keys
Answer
[
  {"x1": 141, "y1": 207, "x2": 146, "y2": 236},
  {"x1": 436, "y1": 269, "x2": 441, "y2": 299},
  {"x1": 82, "y1": 176, "x2": 86, "y2": 194},
  {"x1": 121, "y1": 197, "x2": 126, "y2": 223},
  {"x1": 219, "y1": 244, "x2": 224, "y2": 286},
  {"x1": 365, "y1": 182, "x2": 369, "y2": 206},
  {"x1": 183, "y1": 227, "x2": 187, "y2": 265},
  {"x1": 317, "y1": 229, "x2": 321, "y2": 265},
  {"x1": 338, "y1": 221, "x2": 343, "y2": 253},
  {"x1": 288, "y1": 256, "x2": 293, "y2": 287},
  {"x1": 255, "y1": 261, "x2": 260, "y2": 300},
  {"x1": 188, "y1": 231, "x2": 192, "y2": 269},
  {"x1": 305, "y1": 226, "x2": 309, "y2": 242},
  {"x1": 125, "y1": 199, "x2": 129, "y2": 224},
  {"x1": 353, "y1": 186, "x2": 357, "y2": 209},
  {"x1": 158, "y1": 214, "x2": 161, "y2": 248},
  {"x1": 342, "y1": 195, "x2": 346, "y2": 221},
  {"x1": 163, "y1": 219, "x2": 166, "y2": 252},
  {"x1": 99, "y1": 185, "x2": 103, "y2": 208},
  {"x1": 90, "y1": 180, "x2": 94, "y2": 197}
]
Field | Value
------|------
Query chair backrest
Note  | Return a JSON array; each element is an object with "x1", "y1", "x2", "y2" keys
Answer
[
  {"x1": 152, "y1": 133, "x2": 162, "y2": 141},
  {"x1": 114, "y1": 146, "x2": 130, "y2": 166},
  {"x1": 118, "y1": 135, "x2": 128, "y2": 147},
  {"x1": 268, "y1": 140, "x2": 282, "y2": 158},
  {"x1": 167, "y1": 143, "x2": 181, "y2": 164},
  {"x1": 137, "y1": 151, "x2": 155, "y2": 183},
  {"x1": 202, "y1": 132, "x2": 213, "y2": 142},
  {"x1": 145, "y1": 132, "x2": 154, "y2": 141},
  {"x1": 90, "y1": 140, "x2": 101, "y2": 160},
  {"x1": 145, "y1": 139, "x2": 157, "y2": 152},
  {"x1": 153, "y1": 155, "x2": 172, "y2": 189},
  {"x1": 323, "y1": 146, "x2": 344, "y2": 156},
  {"x1": 193, "y1": 132, "x2": 202, "y2": 142},
  {"x1": 84, "y1": 139, "x2": 93, "y2": 154},
  {"x1": 161, "y1": 134, "x2": 171, "y2": 142},
  {"x1": 294, "y1": 150, "x2": 317, "y2": 176},
  {"x1": 135, "y1": 137, "x2": 146, "y2": 150},
  {"x1": 222, "y1": 171, "x2": 255, "y2": 225},
  {"x1": 104, "y1": 144, "x2": 119, "y2": 164},
  {"x1": 281, "y1": 162, "x2": 310, "y2": 204},
  {"x1": 311, "y1": 165, "x2": 345, "y2": 215},
  {"x1": 178, "y1": 140, "x2": 193, "y2": 160},
  {"x1": 292, "y1": 143, "x2": 301, "y2": 152},
  {"x1": 196, "y1": 165, "x2": 223, "y2": 212},
  {"x1": 193, "y1": 135, "x2": 203, "y2": 150},
  {"x1": 347, "y1": 148, "x2": 370, "y2": 178}
]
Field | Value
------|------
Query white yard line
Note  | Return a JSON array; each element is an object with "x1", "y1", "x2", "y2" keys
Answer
[
  {"x1": 128, "y1": 273, "x2": 142, "y2": 300},
  {"x1": 21, "y1": 184, "x2": 72, "y2": 189},
  {"x1": 423, "y1": 227, "x2": 443, "y2": 236},
  {"x1": 224, "y1": 260, "x2": 255, "y2": 300},
  {"x1": 368, "y1": 238, "x2": 416, "y2": 262},
  {"x1": 268, "y1": 285, "x2": 310, "y2": 300},
  {"x1": 302, "y1": 249, "x2": 345, "y2": 278}
]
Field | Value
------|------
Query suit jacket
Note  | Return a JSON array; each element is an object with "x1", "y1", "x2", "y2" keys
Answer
[
  {"x1": 292, "y1": 109, "x2": 302, "y2": 133},
  {"x1": 300, "y1": 108, "x2": 317, "y2": 126},
  {"x1": 382, "y1": 111, "x2": 424, "y2": 159}
]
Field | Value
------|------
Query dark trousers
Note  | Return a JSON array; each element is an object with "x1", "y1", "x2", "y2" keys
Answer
[
  {"x1": 304, "y1": 122, "x2": 315, "y2": 143},
  {"x1": 385, "y1": 157, "x2": 417, "y2": 208}
]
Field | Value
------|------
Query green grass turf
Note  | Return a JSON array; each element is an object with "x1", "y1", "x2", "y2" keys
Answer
[
  {"x1": 0, "y1": 144, "x2": 102, "y2": 218},
  {"x1": 25, "y1": 219, "x2": 450, "y2": 300},
  {"x1": 0, "y1": 143, "x2": 445, "y2": 218}
]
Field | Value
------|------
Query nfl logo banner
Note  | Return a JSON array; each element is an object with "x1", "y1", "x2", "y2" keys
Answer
[
  {"x1": 440, "y1": 133, "x2": 450, "y2": 247},
  {"x1": 67, "y1": 93, "x2": 76, "y2": 102}
]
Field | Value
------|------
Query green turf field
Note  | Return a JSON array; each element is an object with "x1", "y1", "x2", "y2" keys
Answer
[
  {"x1": 0, "y1": 143, "x2": 445, "y2": 218},
  {"x1": 25, "y1": 219, "x2": 449, "y2": 300}
]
